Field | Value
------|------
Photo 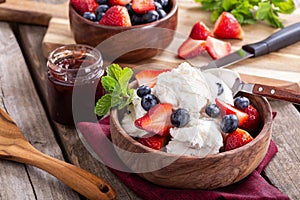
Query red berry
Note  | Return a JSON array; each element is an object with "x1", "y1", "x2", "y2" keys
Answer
[
  {"x1": 132, "y1": 0, "x2": 155, "y2": 14},
  {"x1": 108, "y1": 0, "x2": 131, "y2": 6},
  {"x1": 138, "y1": 135, "x2": 170, "y2": 150},
  {"x1": 239, "y1": 105, "x2": 261, "y2": 136},
  {"x1": 99, "y1": 5, "x2": 132, "y2": 27},
  {"x1": 135, "y1": 69, "x2": 170, "y2": 88},
  {"x1": 189, "y1": 21, "x2": 213, "y2": 40},
  {"x1": 135, "y1": 103, "x2": 174, "y2": 136},
  {"x1": 177, "y1": 38, "x2": 207, "y2": 59},
  {"x1": 71, "y1": 0, "x2": 98, "y2": 15},
  {"x1": 225, "y1": 128, "x2": 253, "y2": 151},
  {"x1": 206, "y1": 36, "x2": 231, "y2": 60},
  {"x1": 213, "y1": 12, "x2": 244, "y2": 39}
]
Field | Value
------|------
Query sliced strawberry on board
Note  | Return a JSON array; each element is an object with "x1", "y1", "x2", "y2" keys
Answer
[
  {"x1": 214, "y1": 12, "x2": 244, "y2": 39},
  {"x1": 135, "y1": 103, "x2": 174, "y2": 136},
  {"x1": 132, "y1": 0, "x2": 155, "y2": 14},
  {"x1": 135, "y1": 69, "x2": 170, "y2": 88},
  {"x1": 189, "y1": 21, "x2": 213, "y2": 40},
  {"x1": 238, "y1": 104, "x2": 261, "y2": 136},
  {"x1": 225, "y1": 128, "x2": 253, "y2": 151},
  {"x1": 71, "y1": 0, "x2": 98, "y2": 15},
  {"x1": 215, "y1": 98, "x2": 249, "y2": 126},
  {"x1": 206, "y1": 36, "x2": 231, "y2": 60},
  {"x1": 177, "y1": 38, "x2": 207, "y2": 59},
  {"x1": 108, "y1": 0, "x2": 132, "y2": 6},
  {"x1": 138, "y1": 135, "x2": 170, "y2": 150},
  {"x1": 99, "y1": 5, "x2": 132, "y2": 27}
]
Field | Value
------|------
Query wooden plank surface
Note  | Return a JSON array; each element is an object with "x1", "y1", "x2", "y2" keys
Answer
[{"x1": 0, "y1": 22, "x2": 80, "y2": 200}]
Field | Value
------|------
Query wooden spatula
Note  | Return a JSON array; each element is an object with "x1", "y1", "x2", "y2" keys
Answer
[{"x1": 0, "y1": 108, "x2": 116, "y2": 200}]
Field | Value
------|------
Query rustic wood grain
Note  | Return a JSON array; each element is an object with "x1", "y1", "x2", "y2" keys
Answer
[
  {"x1": 0, "y1": 22, "x2": 80, "y2": 200},
  {"x1": 265, "y1": 101, "x2": 300, "y2": 200},
  {"x1": 15, "y1": 23, "x2": 141, "y2": 200}
]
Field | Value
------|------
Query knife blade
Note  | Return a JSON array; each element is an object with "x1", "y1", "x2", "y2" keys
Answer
[{"x1": 201, "y1": 22, "x2": 300, "y2": 70}]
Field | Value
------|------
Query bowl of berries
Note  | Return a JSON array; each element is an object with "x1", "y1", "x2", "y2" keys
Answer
[
  {"x1": 105, "y1": 63, "x2": 273, "y2": 189},
  {"x1": 69, "y1": 0, "x2": 178, "y2": 62}
]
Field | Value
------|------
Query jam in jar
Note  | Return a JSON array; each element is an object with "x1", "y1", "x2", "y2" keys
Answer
[{"x1": 47, "y1": 44, "x2": 104, "y2": 125}]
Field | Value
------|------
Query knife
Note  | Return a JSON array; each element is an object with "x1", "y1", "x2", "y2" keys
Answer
[
  {"x1": 201, "y1": 22, "x2": 300, "y2": 70},
  {"x1": 204, "y1": 68, "x2": 300, "y2": 105}
]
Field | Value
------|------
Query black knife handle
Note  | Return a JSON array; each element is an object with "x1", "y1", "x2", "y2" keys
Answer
[{"x1": 242, "y1": 22, "x2": 300, "y2": 57}]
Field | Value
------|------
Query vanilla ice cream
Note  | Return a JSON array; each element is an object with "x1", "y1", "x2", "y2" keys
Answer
[{"x1": 121, "y1": 62, "x2": 234, "y2": 157}]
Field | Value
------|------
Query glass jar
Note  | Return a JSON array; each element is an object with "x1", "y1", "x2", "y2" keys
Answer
[{"x1": 47, "y1": 44, "x2": 104, "y2": 125}]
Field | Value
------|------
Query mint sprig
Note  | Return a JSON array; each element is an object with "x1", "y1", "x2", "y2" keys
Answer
[
  {"x1": 94, "y1": 64, "x2": 134, "y2": 117},
  {"x1": 194, "y1": 0, "x2": 296, "y2": 28}
]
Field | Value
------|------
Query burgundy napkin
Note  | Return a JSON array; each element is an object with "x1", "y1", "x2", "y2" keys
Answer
[{"x1": 77, "y1": 116, "x2": 289, "y2": 200}]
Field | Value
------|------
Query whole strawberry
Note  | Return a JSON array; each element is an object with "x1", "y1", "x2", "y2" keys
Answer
[
  {"x1": 225, "y1": 128, "x2": 253, "y2": 151},
  {"x1": 71, "y1": 0, "x2": 98, "y2": 15},
  {"x1": 99, "y1": 5, "x2": 132, "y2": 27}
]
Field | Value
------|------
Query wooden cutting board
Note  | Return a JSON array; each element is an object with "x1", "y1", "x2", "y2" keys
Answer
[{"x1": 0, "y1": 0, "x2": 299, "y2": 91}]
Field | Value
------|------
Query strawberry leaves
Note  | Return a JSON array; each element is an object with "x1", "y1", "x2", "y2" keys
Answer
[
  {"x1": 95, "y1": 64, "x2": 134, "y2": 116},
  {"x1": 195, "y1": 0, "x2": 296, "y2": 28}
]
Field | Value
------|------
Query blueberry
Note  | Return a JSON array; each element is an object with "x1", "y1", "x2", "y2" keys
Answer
[
  {"x1": 125, "y1": 3, "x2": 134, "y2": 15},
  {"x1": 234, "y1": 96, "x2": 250, "y2": 110},
  {"x1": 96, "y1": 4, "x2": 109, "y2": 15},
  {"x1": 137, "y1": 85, "x2": 151, "y2": 98},
  {"x1": 131, "y1": 14, "x2": 143, "y2": 25},
  {"x1": 154, "y1": 2, "x2": 163, "y2": 10},
  {"x1": 83, "y1": 12, "x2": 96, "y2": 21},
  {"x1": 157, "y1": 9, "x2": 167, "y2": 19},
  {"x1": 142, "y1": 10, "x2": 159, "y2": 23},
  {"x1": 220, "y1": 114, "x2": 239, "y2": 133},
  {"x1": 141, "y1": 94, "x2": 159, "y2": 111},
  {"x1": 155, "y1": 0, "x2": 168, "y2": 7},
  {"x1": 171, "y1": 108, "x2": 190, "y2": 128},
  {"x1": 96, "y1": 0, "x2": 108, "y2": 4},
  {"x1": 216, "y1": 82, "x2": 224, "y2": 96},
  {"x1": 205, "y1": 104, "x2": 220, "y2": 118},
  {"x1": 96, "y1": 12, "x2": 105, "y2": 21}
]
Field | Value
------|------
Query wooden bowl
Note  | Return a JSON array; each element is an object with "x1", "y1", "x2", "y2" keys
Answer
[
  {"x1": 69, "y1": 1, "x2": 178, "y2": 62},
  {"x1": 110, "y1": 82, "x2": 273, "y2": 189}
]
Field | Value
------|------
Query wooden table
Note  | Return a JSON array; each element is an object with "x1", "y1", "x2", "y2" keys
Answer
[{"x1": 0, "y1": 1, "x2": 299, "y2": 200}]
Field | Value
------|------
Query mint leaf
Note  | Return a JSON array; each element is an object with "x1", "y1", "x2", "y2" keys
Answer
[
  {"x1": 95, "y1": 94, "x2": 112, "y2": 117},
  {"x1": 94, "y1": 64, "x2": 134, "y2": 117}
]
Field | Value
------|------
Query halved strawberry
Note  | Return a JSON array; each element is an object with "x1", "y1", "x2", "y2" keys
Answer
[
  {"x1": 71, "y1": 0, "x2": 98, "y2": 15},
  {"x1": 135, "y1": 103, "x2": 174, "y2": 136},
  {"x1": 108, "y1": 0, "x2": 131, "y2": 6},
  {"x1": 99, "y1": 5, "x2": 132, "y2": 27},
  {"x1": 206, "y1": 36, "x2": 231, "y2": 60},
  {"x1": 135, "y1": 69, "x2": 170, "y2": 88},
  {"x1": 238, "y1": 105, "x2": 261, "y2": 136},
  {"x1": 225, "y1": 128, "x2": 253, "y2": 151},
  {"x1": 189, "y1": 21, "x2": 213, "y2": 40},
  {"x1": 177, "y1": 38, "x2": 207, "y2": 59},
  {"x1": 132, "y1": 0, "x2": 155, "y2": 14},
  {"x1": 138, "y1": 135, "x2": 170, "y2": 150},
  {"x1": 213, "y1": 12, "x2": 244, "y2": 39},
  {"x1": 215, "y1": 98, "x2": 249, "y2": 126}
]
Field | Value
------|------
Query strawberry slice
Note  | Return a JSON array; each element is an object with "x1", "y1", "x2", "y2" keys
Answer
[
  {"x1": 177, "y1": 38, "x2": 207, "y2": 59},
  {"x1": 189, "y1": 21, "x2": 213, "y2": 40},
  {"x1": 135, "y1": 69, "x2": 170, "y2": 88},
  {"x1": 99, "y1": 5, "x2": 132, "y2": 27},
  {"x1": 138, "y1": 135, "x2": 170, "y2": 150},
  {"x1": 214, "y1": 12, "x2": 244, "y2": 39},
  {"x1": 225, "y1": 128, "x2": 253, "y2": 151},
  {"x1": 206, "y1": 36, "x2": 231, "y2": 60},
  {"x1": 132, "y1": 0, "x2": 155, "y2": 14},
  {"x1": 135, "y1": 103, "x2": 174, "y2": 136},
  {"x1": 71, "y1": 0, "x2": 98, "y2": 15},
  {"x1": 108, "y1": 0, "x2": 131, "y2": 6},
  {"x1": 215, "y1": 98, "x2": 249, "y2": 126},
  {"x1": 238, "y1": 105, "x2": 261, "y2": 136}
]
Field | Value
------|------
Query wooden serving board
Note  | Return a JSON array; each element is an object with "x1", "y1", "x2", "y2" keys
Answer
[{"x1": 0, "y1": 0, "x2": 299, "y2": 91}]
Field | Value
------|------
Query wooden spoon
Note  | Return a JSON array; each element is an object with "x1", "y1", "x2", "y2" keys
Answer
[{"x1": 0, "y1": 109, "x2": 116, "y2": 200}]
